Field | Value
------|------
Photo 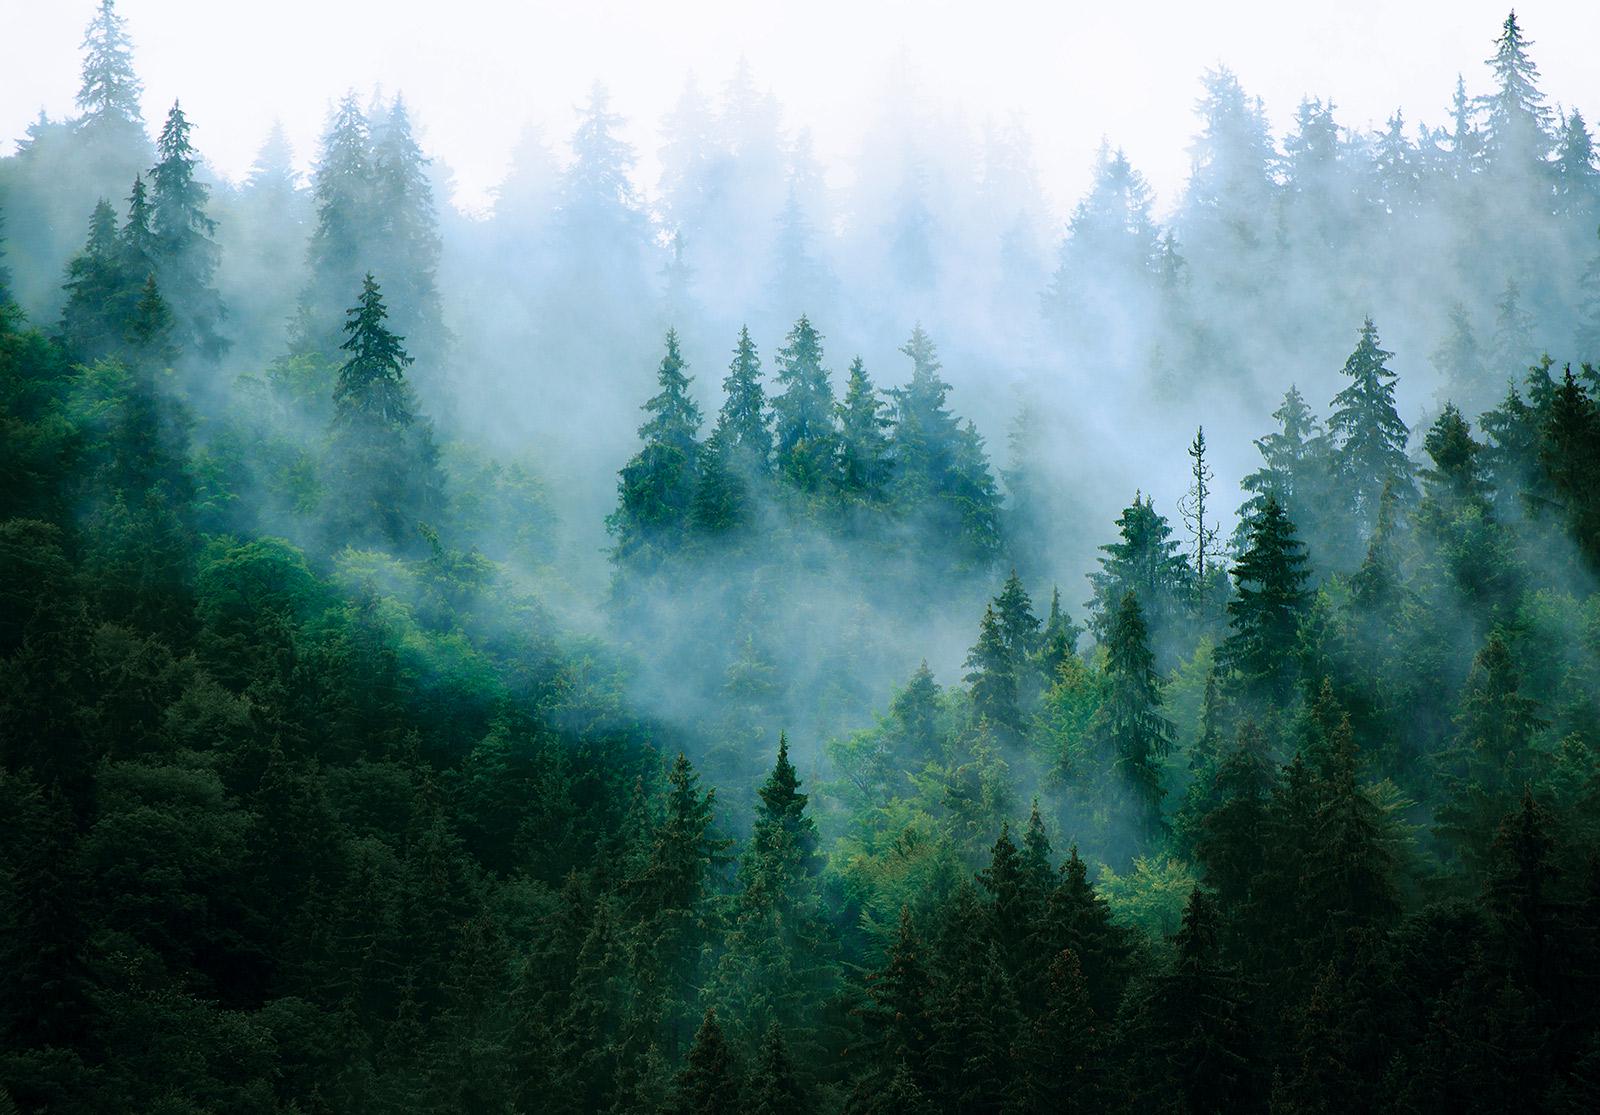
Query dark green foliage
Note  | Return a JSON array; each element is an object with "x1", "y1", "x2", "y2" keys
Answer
[
  {"x1": 1329, "y1": 317, "x2": 1415, "y2": 544},
  {"x1": 770, "y1": 315, "x2": 836, "y2": 490},
  {"x1": 149, "y1": 101, "x2": 225, "y2": 361},
  {"x1": 1095, "y1": 591, "x2": 1175, "y2": 845},
  {"x1": 1218, "y1": 496, "x2": 1310, "y2": 705}
]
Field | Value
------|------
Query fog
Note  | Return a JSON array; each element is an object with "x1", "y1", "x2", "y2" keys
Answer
[{"x1": 3, "y1": 0, "x2": 1598, "y2": 821}]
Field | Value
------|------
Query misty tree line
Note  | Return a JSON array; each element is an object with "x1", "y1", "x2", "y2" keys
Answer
[{"x1": 3, "y1": 2, "x2": 1600, "y2": 1114}]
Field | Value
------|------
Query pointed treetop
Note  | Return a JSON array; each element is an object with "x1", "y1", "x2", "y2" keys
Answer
[{"x1": 77, "y1": 0, "x2": 143, "y2": 125}]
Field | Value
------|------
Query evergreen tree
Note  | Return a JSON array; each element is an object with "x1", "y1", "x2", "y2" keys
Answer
[
  {"x1": 1492, "y1": 277, "x2": 1537, "y2": 376},
  {"x1": 611, "y1": 330, "x2": 704, "y2": 565},
  {"x1": 328, "y1": 274, "x2": 438, "y2": 548},
  {"x1": 1096, "y1": 591, "x2": 1175, "y2": 844},
  {"x1": 1037, "y1": 587, "x2": 1083, "y2": 683},
  {"x1": 1578, "y1": 230, "x2": 1600, "y2": 363},
  {"x1": 1016, "y1": 948, "x2": 1102, "y2": 1113},
  {"x1": 59, "y1": 199, "x2": 133, "y2": 358},
  {"x1": 1179, "y1": 426, "x2": 1221, "y2": 578},
  {"x1": 1436, "y1": 633, "x2": 1545, "y2": 880},
  {"x1": 716, "y1": 326, "x2": 772, "y2": 472},
  {"x1": 675, "y1": 1008, "x2": 742, "y2": 1115},
  {"x1": 856, "y1": 906, "x2": 935, "y2": 1090},
  {"x1": 369, "y1": 96, "x2": 445, "y2": 376},
  {"x1": 965, "y1": 605, "x2": 1020, "y2": 736},
  {"x1": 837, "y1": 357, "x2": 891, "y2": 500},
  {"x1": 749, "y1": 1024, "x2": 806, "y2": 1115},
  {"x1": 1433, "y1": 302, "x2": 1491, "y2": 416},
  {"x1": 1479, "y1": 10, "x2": 1552, "y2": 175},
  {"x1": 76, "y1": 0, "x2": 144, "y2": 130},
  {"x1": 298, "y1": 93, "x2": 373, "y2": 355},
  {"x1": 1218, "y1": 496, "x2": 1310, "y2": 705},
  {"x1": 1086, "y1": 493, "x2": 1192, "y2": 661},
  {"x1": 769, "y1": 315, "x2": 836, "y2": 491},
  {"x1": 1328, "y1": 317, "x2": 1414, "y2": 540},
  {"x1": 1237, "y1": 385, "x2": 1327, "y2": 541},
  {"x1": 149, "y1": 101, "x2": 225, "y2": 360}
]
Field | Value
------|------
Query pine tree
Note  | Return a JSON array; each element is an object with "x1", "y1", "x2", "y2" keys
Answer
[
  {"x1": 1305, "y1": 716, "x2": 1399, "y2": 942},
  {"x1": 1433, "y1": 302, "x2": 1491, "y2": 416},
  {"x1": 1096, "y1": 591, "x2": 1175, "y2": 844},
  {"x1": 1328, "y1": 317, "x2": 1414, "y2": 540},
  {"x1": 749, "y1": 1024, "x2": 806, "y2": 1115},
  {"x1": 769, "y1": 315, "x2": 836, "y2": 490},
  {"x1": 119, "y1": 173, "x2": 159, "y2": 283},
  {"x1": 927, "y1": 884, "x2": 1020, "y2": 1114},
  {"x1": 59, "y1": 199, "x2": 132, "y2": 357},
  {"x1": 1121, "y1": 887, "x2": 1257, "y2": 1112},
  {"x1": 1492, "y1": 277, "x2": 1537, "y2": 376},
  {"x1": 1553, "y1": 109, "x2": 1599, "y2": 222},
  {"x1": 1578, "y1": 229, "x2": 1600, "y2": 364},
  {"x1": 837, "y1": 357, "x2": 891, "y2": 500},
  {"x1": 149, "y1": 101, "x2": 225, "y2": 360},
  {"x1": 1041, "y1": 845, "x2": 1136, "y2": 1018},
  {"x1": 1218, "y1": 495, "x2": 1310, "y2": 705},
  {"x1": 1016, "y1": 949, "x2": 1102, "y2": 1113},
  {"x1": 856, "y1": 905, "x2": 935, "y2": 1087}
]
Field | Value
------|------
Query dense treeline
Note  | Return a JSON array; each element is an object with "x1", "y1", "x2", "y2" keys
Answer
[{"x1": 4, "y1": 3, "x2": 1600, "y2": 1112}]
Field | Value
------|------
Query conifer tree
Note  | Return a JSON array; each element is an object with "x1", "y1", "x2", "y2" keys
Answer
[
  {"x1": 298, "y1": 93, "x2": 373, "y2": 354},
  {"x1": 60, "y1": 199, "x2": 132, "y2": 357},
  {"x1": 149, "y1": 101, "x2": 225, "y2": 360},
  {"x1": 1328, "y1": 317, "x2": 1414, "y2": 540},
  {"x1": 675, "y1": 1009, "x2": 742, "y2": 1115},
  {"x1": 716, "y1": 326, "x2": 772, "y2": 472},
  {"x1": 856, "y1": 906, "x2": 934, "y2": 1090},
  {"x1": 1433, "y1": 302, "x2": 1491, "y2": 416},
  {"x1": 769, "y1": 315, "x2": 836, "y2": 490},
  {"x1": 1436, "y1": 633, "x2": 1545, "y2": 880},
  {"x1": 329, "y1": 274, "x2": 439, "y2": 548},
  {"x1": 119, "y1": 174, "x2": 159, "y2": 283},
  {"x1": 749, "y1": 1024, "x2": 806, "y2": 1115},
  {"x1": 369, "y1": 96, "x2": 445, "y2": 374},
  {"x1": 611, "y1": 331, "x2": 703, "y2": 564},
  {"x1": 1305, "y1": 716, "x2": 1399, "y2": 942},
  {"x1": 1096, "y1": 591, "x2": 1175, "y2": 843},
  {"x1": 1218, "y1": 495, "x2": 1310, "y2": 705},
  {"x1": 1086, "y1": 494, "x2": 1192, "y2": 659},
  {"x1": 1577, "y1": 230, "x2": 1600, "y2": 363},
  {"x1": 1179, "y1": 426, "x2": 1221, "y2": 578},
  {"x1": 1036, "y1": 587, "x2": 1083, "y2": 683},
  {"x1": 1237, "y1": 385, "x2": 1327, "y2": 541},
  {"x1": 1016, "y1": 949, "x2": 1102, "y2": 1113},
  {"x1": 1491, "y1": 277, "x2": 1537, "y2": 375},
  {"x1": 837, "y1": 357, "x2": 891, "y2": 500},
  {"x1": 1479, "y1": 10, "x2": 1552, "y2": 174},
  {"x1": 965, "y1": 605, "x2": 1020, "y2": 736},
  {"x1": 76, "y1": 0, "x2": 144, "y2": 131}
]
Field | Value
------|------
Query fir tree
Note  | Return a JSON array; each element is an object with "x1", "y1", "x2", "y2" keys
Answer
[
  {"x1": 1492, "y1": 277, "x2": 1537, "y2": 376},
  {"x1": 298, "y1": 93, "x2": 373, "y2": 354},
  {"x1": 59, "y1": 199, "x2": 133, "y2": 358},
  {"x1": 76, "y1": 0, "x2": 143, "y2": 129},
  {"x1": 674, "y1": 1009, "x2": 742, "y2": 1115},
  {"x1": 149, "y1": 101, "x2": 226, "y2": 360},
  {"x1": 1086, "y1": 493, "x2": 1192, "y2": 660},
  {"x1": 769, "y1": 315, "x2": 836, "y2": 490},
  {"x1": 1479, "y1": 10, "x2": 1552, "y2": 174},
  {"x1": 1218, "y1": 496, "x2": 1310, "y2": 705},
  {"x1": 716, "y1": 326, "x2": 772, "y2": 472},
  {"x1": 965, "y1": 605, "x2": 1020, "y2": 736},
  {"x1": 856, "y1": 906, "x2": 935, "y2": 1089},
  {"x1": 1037, "y1": 587, "x2": 1083, "y2": 683},
  {"x1": 611, "y1": 331, "x2": 704, "y2": 564},
  {"x1": 1436, "y1": 633, "x2": 1545, "y2": 881},
  {"x1": 1237, "y1": 385, "x2": 1326, "y2": 541},
  {"x1": 1433, "y1": 302, "x2": 1491, "y2": 416},
  {"x1": 1096, "y1": 591, "x2": 1175, "y2": 844},
  {"x1": 334, "y1": 274, "x2": 415, "y2": 429},
  {"x1": 368, "y1": 96, "x2": 444, "y2": 375},
  {"x1": 1328, "y1": 317, "x2": 1414, "y2": 539},
  {"x1": 837, "y1": 357, "x2": 891, "y2": 500}
]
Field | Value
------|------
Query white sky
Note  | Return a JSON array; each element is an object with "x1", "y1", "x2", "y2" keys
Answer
[{"x1": 4, "y1": 1, "x2": 1598, "y2": 219}]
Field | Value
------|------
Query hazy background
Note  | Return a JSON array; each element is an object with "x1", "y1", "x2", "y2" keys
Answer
[{"x1": 5, "y1": 0, "x2": 1599, "y2": 216}]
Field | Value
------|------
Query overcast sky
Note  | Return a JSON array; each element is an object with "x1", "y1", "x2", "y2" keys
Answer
[{"x1": 4, "y1": 1, "x2": 1597, "y2": 218}]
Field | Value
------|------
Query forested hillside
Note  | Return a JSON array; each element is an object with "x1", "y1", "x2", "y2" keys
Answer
[{"x1": 3, "y1": 3, "x2": 1600, "y2": 1112}]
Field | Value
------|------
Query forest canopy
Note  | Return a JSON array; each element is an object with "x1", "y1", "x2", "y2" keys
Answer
[{"x1": 2, "y1": 3, "x2": 1600, "y2": 1112}]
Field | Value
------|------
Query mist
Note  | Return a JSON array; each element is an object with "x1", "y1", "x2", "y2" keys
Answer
[{"x1": 3, "y1": 2, "x2": 1600, "y2": 1110}]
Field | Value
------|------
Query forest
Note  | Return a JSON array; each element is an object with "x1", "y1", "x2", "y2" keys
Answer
[{"x1": 2, "y1": 1, "x2": 1600, "y2": 1111}]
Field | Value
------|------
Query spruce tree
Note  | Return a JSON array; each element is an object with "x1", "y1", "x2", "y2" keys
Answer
[
  {"x1": 1436, "y1": 633, "x2": 1545, "y2": 881},
  {"x1": 1492, "y1": 277, "x2": 1537, "y2": 376},
  {"x1": 298, "y1": 93, "x2": 373, "y2": 355},
  {"x1": 76, "y1": 0, "x2": 144, "y2": 130},
  {"x1": 1432, "y1": 302, "x2": 1491, "y2": 416},
  {"x1": 611, "y1": 331, "x2": 704, "y2": 565},
  {"x1": 1037, "y1": 587, "x2": 1083, "y2": 683},
  {"x1": 1096, "y1": 591, "x2": 1175, "y2": 843},
  {"x1": 769, "y1": 315, "x2": 836, "y2": 490},
  {"x1": 856, "y1": 906, "x2": 935, "y2": 1089},
  {"x1": 1237, "y1": 385, "x2": 1327, "y2": 541},
  {"x1": 1328, "y1": 317, "x2": 1414, "y2": 540},
  {"x1": 837, "y1": 357, "x2": 892, "y2": 500},
  {"x1": 369, "y1": 96, "x2": 445, "y2": 375},
  {"x1": 965, "y1": 605, "x2": 1020, "y2": 736},
  {"x1": 716, "y1": 326, "x2": 772, "y2": 472},
  {"x1": 675, "y1": 1009, "x2": 742, "y2": 1115},
  {"x1": 1217, "y1": 495, "x2": 1310, "y2": 705},
  {"x1": 59, "y1": 199, "x2": 131, "y2": 358},
  {"x1": 1086, "y1": 494, "x2": 1192, "y2": 661},
  {"x1": 149, "y1": 101, "x2": 225, "y2": 360},
  {"x1": 1479, "y1": 10, "x2": 1552, "y2": 174}
]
